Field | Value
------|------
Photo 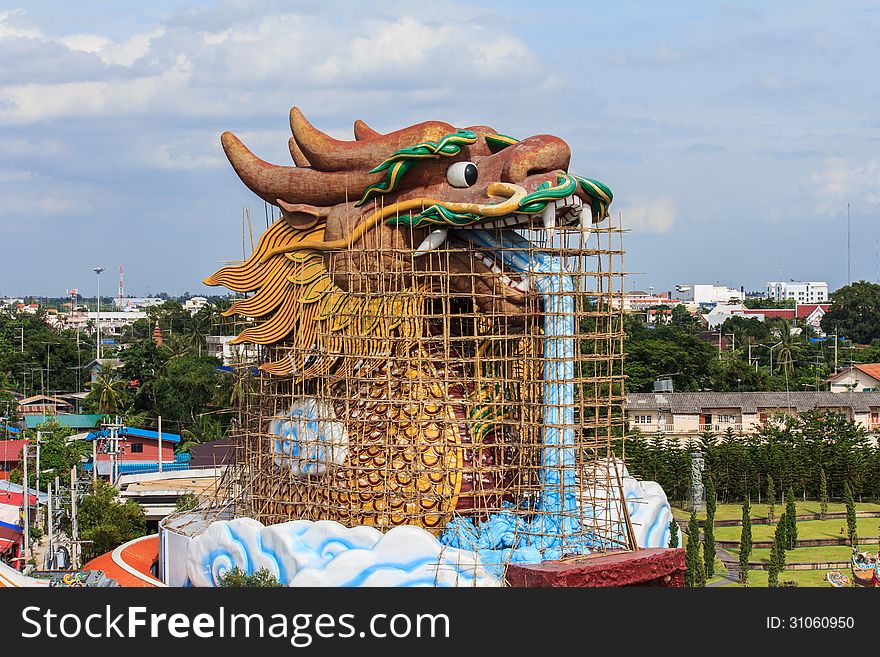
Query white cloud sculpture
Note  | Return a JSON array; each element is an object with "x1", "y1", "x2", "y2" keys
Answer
[{"x1": 186, "y1": 518, "x2": 502, "y2": 588}]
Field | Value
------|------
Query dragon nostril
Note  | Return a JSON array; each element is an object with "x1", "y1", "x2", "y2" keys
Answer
[{"x1": 500, "y1": 135, "x2": 571, "y2": 183}]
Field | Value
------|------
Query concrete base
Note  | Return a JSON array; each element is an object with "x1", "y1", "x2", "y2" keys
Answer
[{"x1": 505, "y1": 548, "x2": 686, "y2": 587}]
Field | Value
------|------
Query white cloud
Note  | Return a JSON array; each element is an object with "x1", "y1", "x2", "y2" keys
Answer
[
  {"x1": 810, "y1": 157, "x2": 880, "y2": 214},
  {"x1": 619, "y1": 195, "x2": 677, "y2": 234}
]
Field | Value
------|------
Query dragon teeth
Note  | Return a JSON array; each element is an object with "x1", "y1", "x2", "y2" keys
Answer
[{"x1": 413, "y1": 228, "x2": 448, "y2": 256}]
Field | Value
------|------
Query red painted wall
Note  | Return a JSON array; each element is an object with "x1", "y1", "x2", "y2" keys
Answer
[{"x1": 92, "y1": 437, "x2": 175, "y2": 462}]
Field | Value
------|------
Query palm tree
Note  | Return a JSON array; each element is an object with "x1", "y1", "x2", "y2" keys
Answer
[
  {"x1": 178, "y1": 415, "x2": 225, "y2": 454},
  {"x1": 85, "y1": 368, "x2": 128, "y2": 414},
  {"x1": 771, "y1": 320, "x2": 799, "y2": 375}
]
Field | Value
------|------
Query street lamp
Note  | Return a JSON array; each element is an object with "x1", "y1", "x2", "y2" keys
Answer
[{"x1": 93, "y1": 267, "x2": 105, "y2": 360}]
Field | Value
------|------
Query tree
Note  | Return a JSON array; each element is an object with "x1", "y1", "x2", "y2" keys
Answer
[
  {"x1": 668, "y1": 519, "x2": 679, "y2": 548},
  {"x1": 844, "y1": 481, "x2": 858, "y2": 547},
  {"x1": 704, "y1": 477, "x2": 716, "y2": 578},
  {"x1": 174, "y1": 492, "x2": 200, "y2": 512},
  {"x1": 767, "y1": 475, "x2": 776, "y2": 523},
  {"x1": 784, "y1": 488, "x2": 798, "y2": 549},
  {"x1": 219, "y1": 567, "x2": 282, "y2": 587},
  {"x1": 739, "y1": 498, "x2": 752, "y2": 584},
  {"x1": 820, "y1": 281, "x2": 880, "y2": 344},
  {"x1": 85, "y1": 367, "x2": 130, "y2": 415},
  {"x1": 684, "y1": 511, "x2": 706, "y2": 587},
  {"x1": 70, "y1": 480, "x2": 147, "y2": 561},
  {"x1": 768, "y1": 513, "x2": 787, "y2": 587},
  {"x1": 818, "y1": 468, "x2": 828, "y2": 520}
]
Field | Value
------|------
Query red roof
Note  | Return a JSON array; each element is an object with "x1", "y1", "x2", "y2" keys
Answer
[
  {"x1": 796, "y1": 303, "x2": 830, "y2": 318},
  {"x1": 0, "y1": 440, "x2": 26, "y2": 463},
  {"x1": 855, "y1": 364, "x2": 880, "y2": 382},
  {"x1": 741, "y1": 309, "x2": 796, "y2": 319}
]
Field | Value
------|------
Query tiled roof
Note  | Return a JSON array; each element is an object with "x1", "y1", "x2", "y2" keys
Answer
[
  {"x1": 796, "y1": 303, "x2": 830, "y2": 318},
  {"x1": 855, "y1": 364, "x2": 880, "y2": 382},
  {"x1": 741, "y1": 309, "x2": 796, "y2": 319},
  {"x1": 626, "y1": 391, "x2": 880, "y2": 413}
]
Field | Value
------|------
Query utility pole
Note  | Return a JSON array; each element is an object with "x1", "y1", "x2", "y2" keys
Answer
[
  {"x1": 70, "y1": 466, "x2": 78, "y2": 571},
  {"x1": 158, "y1": 415, "x2": 163, "y2": 473},
  {"x1": 93, "y1": 266, "x2": 106, "y2": 360},
  {"x1": 46, "y1": 481, "x2": 53, "y2": 570},
  {"x1": 34, "y1": 432, "x2": 41, "y2": 529},
  {"x1": 21, "y1": 443, "x2": 30, "y2": 568},
  {"x1": 834, "y1": 330, "x2": 839, "y2": 371}
]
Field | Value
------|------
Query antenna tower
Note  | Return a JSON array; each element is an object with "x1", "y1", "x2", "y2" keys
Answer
[{"x1": 118, "y1": 265, "x2": 125, "y2": 308}]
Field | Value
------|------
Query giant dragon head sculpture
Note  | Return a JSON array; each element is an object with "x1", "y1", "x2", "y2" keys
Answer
[{"x1": 205, "y1": 108, "x2": 612, "y2": 376}]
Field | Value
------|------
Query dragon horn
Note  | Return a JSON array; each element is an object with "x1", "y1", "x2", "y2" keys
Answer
[
  {"x1": 353, "y1": 119, "x2": 381, "y2": 141},
  {"x1": 289, "y1": 107, "x2": 455, "y2": 172},
  {"x1": 221, "y1": 131, "x2": 379, "y2": 206}
]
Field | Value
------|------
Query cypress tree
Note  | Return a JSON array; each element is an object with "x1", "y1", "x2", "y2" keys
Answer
[
  {"x1": 818, "y1": 468, "x2": 828, "y2": 520},
  {"x1": 704, "y1": 477, "x2": 716, "y2": 578},
  {"x1": 767, "y1": 475, "x2": 776, "y2": 523},
  {"x1": 844, "y1": 481, "x2": 858, "y2": 547},
  {"x1": 774, "y1": 513, "x2": 787, "y2": 571},
  {"x1": 739, "y1": 498, "x2": 752, "y2": 585},
  {"x1": 767, "y1": 542, "x2": 779, "y2": 587},
  {"x1": 668, "y1": 519, "x2": 679, "y2": 548},
  {"x1": 784, "y1": 488, "x2": 798, "y2": 549},
  {"x1": 768, "y1": 513, "x2": 787, "y2": 587},
  {"x1": 685, "y1": 511, "x2": 706, "y2": 587}
]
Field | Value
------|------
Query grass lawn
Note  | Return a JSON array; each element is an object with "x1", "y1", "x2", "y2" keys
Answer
[
  {"x1": 727, "y1": 544, "x2": 853, "y2": 564},
  {"x1": 672, "y1": 501, "x2": 880, "y2": 523},
  {"x1": 714, "y1": 517, "x2": 880, "y2": 542},
  {"x1": 721, "y1": 568, "x2": 839, "y2": 588}
]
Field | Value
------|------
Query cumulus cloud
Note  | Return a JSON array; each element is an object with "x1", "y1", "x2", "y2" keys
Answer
[
  {"x1": 619, "y1": 195, "x2": 677, "y2": 234},
  {"x1": 810, "y1": 157, "x2": 880, "y2": 214}
]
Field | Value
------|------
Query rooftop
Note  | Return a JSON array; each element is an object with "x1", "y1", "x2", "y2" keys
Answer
[{"x1": 626, "y1": 391, "x2": 880, "y2": 414}]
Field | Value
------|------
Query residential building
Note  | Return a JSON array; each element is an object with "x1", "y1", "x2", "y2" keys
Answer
[
  {"x1": 826, "y1": 364, "x2": 880, "y2": 393},
  {"x1": 183, "y1": 296, "x2": 208, "y2": 314},
  {"x1": 85, "y1": 311, "x2": 147, "y2": 335},
  {"x1": 611, "y1": 291, "x2": 685, "y2": 312},
  {"x1": 0, "y1": 439, "x2": 26, "y2": 480},
  {"x1": 17, "y1": 395, "x2": 73, "y2": 417},
  {"x1": 85, "y1": 426, "x2": 183, "y2": 477},
  {"x1": 206, "y1": 335, "x2": 258, "y2": 365},
  {"x1": 766, "y1": 281, "x2": 828, "y2": 304},
  {"x1": 626, "y1": 391, "x2": 880, "y2": 443},
  {"x1": 84, "y1": 358, "x2": 123, "y2": 384},
  {"x1": 676, "y1": 284, "x2": 744, "y2": 305},
  {"x1": 702, "y1": 303, "x2": 746, "y2": 328},
  {"x1": 116, "y1": 468, "x2": 225, "y2": 527}
]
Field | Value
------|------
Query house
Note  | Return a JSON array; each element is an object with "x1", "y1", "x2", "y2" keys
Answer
[
  {"x1": 117, "y1": 468, "x2": 226, "y2": 527},
  {"x1": 626, "y1": 391, "x2": 880, "y2": 443},
  {"x1": 84, "y1": 358, "x2": 122, "y2": 384},
  {"x1": 796, "y1": 303, "x2": 831, "y2": 335},
  {"x1": 0, "y1": 480, "x2": 46, "y2": 560},
  {"x1": 206, "y1": 335, "x2": 258, "y2": 365},
  {"x1": 701, "y1": 303, "x2": 746, "y2": 328},
  {"x1": 84, "y1": 426, "x2": 185, "y2": 477},
  {"x1": 0, "y1": 439, "x2": 26, "y2": 481},
  {"x1": 17, "y1": 395, "x2": 73, "y2": 417},
  {"x1": 826, "y1": 364, "x2": 880, "y2": 393}
]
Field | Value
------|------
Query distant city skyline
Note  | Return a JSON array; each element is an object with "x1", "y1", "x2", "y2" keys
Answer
[{"x1": 1, "y1": 1, "x2": 879, "y2": 297}]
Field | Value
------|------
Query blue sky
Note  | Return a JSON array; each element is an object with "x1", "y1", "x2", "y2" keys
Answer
[{"x1": 1, "y1": 0, "x2": 878, "y2": 298}]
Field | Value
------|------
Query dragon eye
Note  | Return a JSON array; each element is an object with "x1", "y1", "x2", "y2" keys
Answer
[{"x1": 447, "y1": 161, "x2": 478, "y2": 188}]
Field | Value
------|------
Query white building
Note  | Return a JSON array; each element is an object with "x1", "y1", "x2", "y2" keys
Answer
[
  {"x1": 626, "y1": 391, "x2": 880, "y2": 444},
  {"x1": 826, "y1": 364, "x2": 880, "y2": 393},
  {"x1": 676, "y1": 284, "x2": 744, "y2": 305},
  {"x1": 610, "y1": 291, "x2": 685, "y2": 312},
  {"x1": 206, "y1": 335, "x2": 258, "y2": 365},
  {"x1": 183, "y1": 296, "x2": 208, "y2": 314},
  {"x1": 766, "y1": 281, "x2": 828, "y2": 304},
  {"x1": 702, "y1": 303, "x2": 747, "y2": 328},
  {"x1": 113, "y1": 297, "x2": 165, "y2": 311}
]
